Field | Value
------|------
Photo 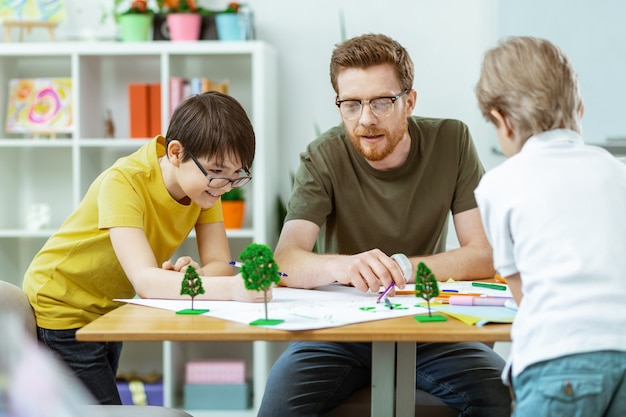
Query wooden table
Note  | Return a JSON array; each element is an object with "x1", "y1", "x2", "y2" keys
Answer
[{"x1": 77, "y1": 302, "x2": 511, "y2": 417}]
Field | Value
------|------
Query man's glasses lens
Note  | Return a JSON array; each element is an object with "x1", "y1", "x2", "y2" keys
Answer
[{"x1": 336, "y1": 90, "x2": 408, "y2": 119}]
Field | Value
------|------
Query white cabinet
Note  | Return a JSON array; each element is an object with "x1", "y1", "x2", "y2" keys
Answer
[{"x1": 0, "y1": 41, "x2": 279, "y2": 415}]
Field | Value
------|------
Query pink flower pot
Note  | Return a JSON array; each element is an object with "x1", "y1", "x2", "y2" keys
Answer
[{"x1": 166, "y1": 13, "x2": 201, "y2": 41}]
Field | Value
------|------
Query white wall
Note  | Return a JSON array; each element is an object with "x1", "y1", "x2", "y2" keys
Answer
[{"x1": 12, "y1": 0, "x2": 626, "y2": 246}]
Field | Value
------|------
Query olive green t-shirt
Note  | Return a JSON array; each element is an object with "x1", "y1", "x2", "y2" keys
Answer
[{"x1": 286, "y1": 116, "x2": 484, "y2": 257}]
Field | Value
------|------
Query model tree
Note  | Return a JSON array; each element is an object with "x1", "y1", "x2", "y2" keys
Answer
[
  {"x1": 177, "y1": 265, "x2": 209, "y2": 315},
  {"x1": 414, "y1": 261, "x2": 446, "y2": 322},
  {"x1": 240, "y1": 243, "x2": 283, "y2": 325}
]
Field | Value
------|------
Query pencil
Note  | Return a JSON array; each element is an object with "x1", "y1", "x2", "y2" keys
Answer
[
  {"x1": 494, "y1": 274, "x2": 508, "y2": 284},
  {"x1": 229, "y1": 260, "x2": 288, "y2": 277}
]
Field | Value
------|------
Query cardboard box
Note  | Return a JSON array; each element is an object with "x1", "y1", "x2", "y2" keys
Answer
[
  {"x1": 117, "y1": 381, "x2": 163, "y2": 406},
  {"x1": 184, "y1": 382, "x2": 251, "y2": 410}
]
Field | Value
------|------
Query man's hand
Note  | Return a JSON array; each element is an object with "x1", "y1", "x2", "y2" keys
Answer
[{"x1": 335, "y1": 249, "x2": 407, "y2": 293}]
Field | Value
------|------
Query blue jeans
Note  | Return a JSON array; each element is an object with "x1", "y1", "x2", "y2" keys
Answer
[
  {"x1": 512, "y1": 350, "x2": 626, "y2": 417},
  {"x1": 257, "y1": 341, "x2": 510, "y2": 417},
  {"x1": 37, "y1": 326, "x2": 123, "y2": 405}
]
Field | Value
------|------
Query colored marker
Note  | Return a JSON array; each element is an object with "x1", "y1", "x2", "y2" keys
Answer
[
  {"x1": 471, "y1": 282, "x2": 507, "y2": 291},
  {"x1": 229, "y1": 260, "x2": 288, "y2": 277},
  {"x1": 448, "y1": 295, "x2": 512, "y2": 306},
  {"x1": 376, "y1": 281, "x2": 396, "y2": 303}
]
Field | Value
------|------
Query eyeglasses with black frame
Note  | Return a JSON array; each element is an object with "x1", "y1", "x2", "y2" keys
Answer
[
  {"x1": 188, "y1": 152, "x2": 252, "y2": 189},
  {"x1": 335, "y1": 89, "x2": 409, "y2": 120}
]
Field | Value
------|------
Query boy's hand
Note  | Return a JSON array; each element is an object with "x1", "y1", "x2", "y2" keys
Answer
[
  {"x1": 162, "y1": 256, "x2": 200, "y2": 272},
  {"x1": 231, "y1": 273, "x2": 273, "y2": 303}
]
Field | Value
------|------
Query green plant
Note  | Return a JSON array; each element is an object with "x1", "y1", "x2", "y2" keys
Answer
[
  {"x1": 415, "y1": 262, "x2": 439, "y2": 316},
  {"x1": 103, "y1": 0, "x2": 154, "y2": 24},
  {"x1": 221, "y1": 187, "x2": 245, "y2": 201},
  {"x1": 240, "y1": 243, "x2": 280, "y2": 320},
  {"x1": 159, "y1": 0, "x2": 212, "y2": 14},
  {"x1": 180, "y1": 265, "x2": 205, "y2": 310}
]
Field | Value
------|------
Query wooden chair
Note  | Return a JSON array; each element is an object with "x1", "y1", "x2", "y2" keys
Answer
[{"x1": 0, "y1": 280, "x2": 193, "y2": 417}]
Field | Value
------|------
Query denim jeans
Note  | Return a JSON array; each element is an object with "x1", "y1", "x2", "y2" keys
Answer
[
  {"x1": 37, "y1": 326, "x2": 123, "y2": 405},
  {"x1": 257, "y1": 341, "x2": 510, "y2": 417},
  {"x1": 512, "y1": 350, "x2": 626, "y2": 417}
]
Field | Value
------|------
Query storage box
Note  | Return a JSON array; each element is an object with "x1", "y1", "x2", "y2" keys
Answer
[
  {"x1": 185, "y1": 359, "x2": 246, "y2": 384},
  {"x1": 183, "y1": 382, "x2": 251, "y2": 410},
  {"x1": 117, "y1": 381, "x2": 164, "y2": 406}
]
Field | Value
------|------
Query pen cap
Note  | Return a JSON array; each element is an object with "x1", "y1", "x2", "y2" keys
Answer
[{"x1": 390, "y1": 253, "x2": 412, "y2": 280}]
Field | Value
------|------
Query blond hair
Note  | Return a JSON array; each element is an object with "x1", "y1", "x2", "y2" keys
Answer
[{"x1": 475, "y1": 36, "x2": 582, "y2": 141}]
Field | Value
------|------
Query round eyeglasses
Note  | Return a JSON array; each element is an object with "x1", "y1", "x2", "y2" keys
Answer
[
  {"x1": 335, "y1": 89, "x2": 409, "y2": 120},
  {"x1": 188, "y1": 152, "x2": 252, "y2": 189}
]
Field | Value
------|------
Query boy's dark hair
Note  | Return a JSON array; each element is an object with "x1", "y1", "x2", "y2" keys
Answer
[
  {"x1": 329, "y1": 33, "x2": 414, "y2": 94},
  {"x1": 165, "y1": 91, "x2": 255, "y2": 171}
]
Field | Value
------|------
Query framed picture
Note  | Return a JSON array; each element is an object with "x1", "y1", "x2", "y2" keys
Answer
[
  {"x1": 0, "y1": 0, "x2": 65, "y2": 22},
  {"x1": 5, "y1": 78, "x2": 73, "y2": 134}
]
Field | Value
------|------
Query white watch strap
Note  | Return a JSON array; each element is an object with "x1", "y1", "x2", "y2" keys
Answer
[{"x1": 390, "y1": 253, "x2": 412, "y2": 280}]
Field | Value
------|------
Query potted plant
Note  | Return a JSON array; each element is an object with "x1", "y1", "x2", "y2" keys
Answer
[
  {"x1": 110, "y1": 0, "x2": 155, "y2": 42},
  {"x1": 215, "y1": 2, "x2": 246, "y2": 41},
  {"x1": 160, "y1": 0, "x2": 202, "y2": 41},
  {"x1": 221, "y1": 187, "x2": 245, "y2": 229}
]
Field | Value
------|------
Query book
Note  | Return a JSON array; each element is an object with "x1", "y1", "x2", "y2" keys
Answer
[
  {"x1": 128, "y1": 83, "x2": 149, "y2": 138},
  {"x1": 148, "y1": 83, "x2": 161, "y2": 137}
]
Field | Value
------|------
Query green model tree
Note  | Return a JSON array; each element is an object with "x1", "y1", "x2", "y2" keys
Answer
[
  {"x1": 177, "y1": 265, "x2": 209, "y2": 315},
  {"x1": 414, "y1": 261, "x2": 446, "y2": 322},
  {"x1": 240, "y1": 243, "x2": 283, "y2": 325}
]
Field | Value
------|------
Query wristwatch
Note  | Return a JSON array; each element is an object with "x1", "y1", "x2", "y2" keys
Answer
[{"x1": 390, "y1": 253, "x2": 412, "y2": 280}]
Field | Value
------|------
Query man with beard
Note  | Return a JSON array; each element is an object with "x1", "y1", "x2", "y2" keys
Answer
[{"x1": 257, "y1": 34, "x2": 510, "y2": 416}]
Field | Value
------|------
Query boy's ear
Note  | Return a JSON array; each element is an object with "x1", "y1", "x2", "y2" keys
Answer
[
  {"x1": 166, "y1": 140, "x2": 184, "y2": 167},
  {"x1": 490, "y1": 109, "x2": 514, "y2": 139},
  {"x1": 579, "y1": 101, "x2": 585, "y2": 119}
]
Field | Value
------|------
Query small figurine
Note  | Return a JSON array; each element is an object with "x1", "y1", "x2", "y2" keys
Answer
[
  {"x1": 414, "y1": 262, "x2": 446, "y2": 322},
  {"x1": 239, "y1": 243, "x2": 284, "y2": 325},
  {"x1": 177, "y1": 265, "x2": 209, "y2": 315},
  {"x1": 104, "y1": 109, "x2": 115, "y2": 138}
]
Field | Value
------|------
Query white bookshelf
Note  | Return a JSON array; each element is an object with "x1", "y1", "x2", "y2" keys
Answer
[{"x1": 0, "y1": 40, "x2": 279, "y2": 416}]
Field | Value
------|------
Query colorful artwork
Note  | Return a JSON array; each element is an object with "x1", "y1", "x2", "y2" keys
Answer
[
  {"x1": 6, "y1": 78, "x2": 73, "y2": 134},
  {"x1": 0, "y1": 0, "x2": 65, "y2": 22}
]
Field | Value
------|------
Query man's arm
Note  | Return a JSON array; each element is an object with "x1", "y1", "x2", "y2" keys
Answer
[
  {"x1": 275, "y1": 219, "x2": 407, "y2": 292},
  {"x1": 408, "y1": 208, "x2": 495, "y2": 281}
]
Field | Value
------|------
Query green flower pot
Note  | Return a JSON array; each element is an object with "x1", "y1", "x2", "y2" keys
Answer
[{"x1": 119, "y1": 14, "x2": 153, "y2": 42}]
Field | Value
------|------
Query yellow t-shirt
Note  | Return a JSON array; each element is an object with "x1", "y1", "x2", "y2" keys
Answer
[{"x1": 23, "y1": 136, "x2": 222, "y2": 329}]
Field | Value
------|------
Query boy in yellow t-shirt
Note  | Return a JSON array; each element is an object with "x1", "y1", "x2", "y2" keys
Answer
[{"x1": 23, "y1": 91, "x2": 267, "y2": 404}]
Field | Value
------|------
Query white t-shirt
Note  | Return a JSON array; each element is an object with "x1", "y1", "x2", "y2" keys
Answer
[{"x1": 475, "y1": 129, "x2": 626, "y2": 379}]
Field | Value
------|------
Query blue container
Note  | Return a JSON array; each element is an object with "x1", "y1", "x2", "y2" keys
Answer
[{"x1": 215, "y1": 13, "x2": 244, "y2": 41}]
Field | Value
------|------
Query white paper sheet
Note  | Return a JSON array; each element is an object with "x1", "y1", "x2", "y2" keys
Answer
[{"x1": 116, "y1": 283, "x2": 431, "y2": 331}]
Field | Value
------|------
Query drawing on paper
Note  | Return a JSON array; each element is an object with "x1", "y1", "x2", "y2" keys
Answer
[
  {"x1": 0, "y1": 0, "x2": 65, "y2": 22},
  {"x1": 6, "y1": 78, "x2": 73, "y2": 134}
]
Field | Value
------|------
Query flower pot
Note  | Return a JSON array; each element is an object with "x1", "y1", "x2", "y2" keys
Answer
[
  {"x1": 119, "y1": 14, "x2": 153, "y2": 42},
  {"x1": 222, "y1": 201, "x2": 245, "y2": 229},
  {"x1": 167, "y1": 13, "x2": 201, "y2": 41},
  {"x1": 215, "y1": 13, "x2": 244, "y2": 41}
]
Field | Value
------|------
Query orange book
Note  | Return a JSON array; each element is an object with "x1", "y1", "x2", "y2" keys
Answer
[
  {"x1": 128, "y1": 83, "x2": 149, "y2": 138},
  {"x1": 148, "y1": 83, "x2": 162, "y2": 138}
]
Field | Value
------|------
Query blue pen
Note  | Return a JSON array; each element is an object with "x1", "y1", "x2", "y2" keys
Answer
[{"x1": 229, "y1": 260, "x2": 288, "y2": 277}]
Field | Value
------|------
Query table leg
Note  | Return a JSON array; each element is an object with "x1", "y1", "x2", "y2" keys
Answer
[
  {"x1": 395, "y1": 342, "x2": 416, "y2": 417},
  {"x1": 371, "y1": 342, "x2": 395, "y2": 417}
]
